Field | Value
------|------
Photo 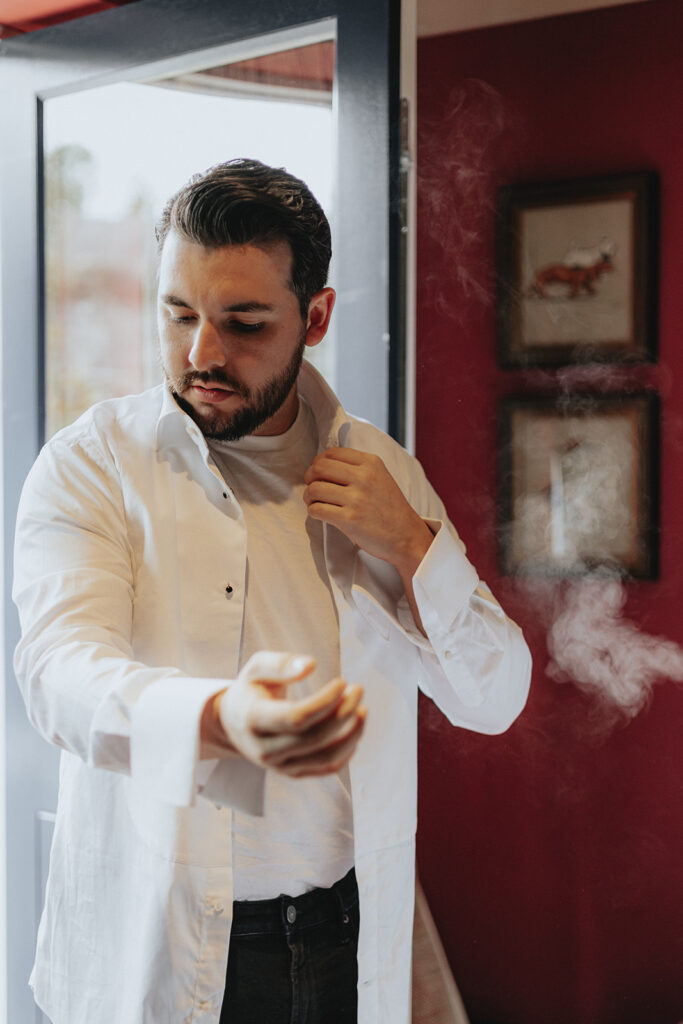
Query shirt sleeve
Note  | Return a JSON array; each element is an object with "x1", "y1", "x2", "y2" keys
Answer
[
  {"x1": 349, "y1": 446, "x2": 531, "y2": 734},
  {"x1": 12, "y1": 432, "x2": 265, "y2": 813},
  {"x1": 406, "y1": 519, "x2": 531, "y2": 732}
]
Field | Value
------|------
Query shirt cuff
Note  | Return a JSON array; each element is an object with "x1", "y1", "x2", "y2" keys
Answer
[
  {"x1": 352, "y1": 519, "x2": 479, "y2": 653},
  {"x1": 200, "y1": 757, "x2": 266, "y2": 816},
  {"x1": 410, "y1": 519, "x2": 479, "y2": 637},
  {"x1": 131, "y1": 676, "x2": 225, "y2": 806}
]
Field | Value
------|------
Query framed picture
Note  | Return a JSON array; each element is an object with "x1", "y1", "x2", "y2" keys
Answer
[
  {"x1": 496, "y1": 172, "x2": 658, "y2": 367},
  {"x1": 498, "y1": 394, "x2": 659, "y2": 578}
]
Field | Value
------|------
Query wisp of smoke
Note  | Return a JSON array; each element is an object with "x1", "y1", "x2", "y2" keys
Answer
[
  {"x1": 545, "y1": 573, "x2": 683, "y2": 718},
  {"x1": 531, "y1": 362, "x2": 656, "y2": 395},
  {"x1": 418, "y1": 79, "x2": 520, "y2": 318},
  {"x1": 504, "y1": 385, "x2": 676, "y2": 725}
]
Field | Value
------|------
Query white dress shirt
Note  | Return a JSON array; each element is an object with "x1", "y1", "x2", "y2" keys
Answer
[
  {"x1": 208, "y1": 400, "x2": 354, "y2": 900},
  {"x1": 13, "y1": 362, "x2": 531, "y2": 1024}
]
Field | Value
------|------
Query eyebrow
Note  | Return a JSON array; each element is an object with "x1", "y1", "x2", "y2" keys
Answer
[
  {"x1": 222, "y1": 301, "x2": 275, "y2": 313},
  {"x1": 160, "y1": 294, "x2": 275, "y2": 313}
]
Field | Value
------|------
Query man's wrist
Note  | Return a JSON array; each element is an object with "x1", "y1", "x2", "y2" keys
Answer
[
  {"x1": 393, "y1": 518, "x2": 435, "y2": 580},
  {"x1": 199, "y1": 689, "x2": 236, "y2": 759}
]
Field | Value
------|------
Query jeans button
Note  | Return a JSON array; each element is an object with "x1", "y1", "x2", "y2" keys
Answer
[{"x1": 286, "y1": 904, "x2": 297, "y2": 924}]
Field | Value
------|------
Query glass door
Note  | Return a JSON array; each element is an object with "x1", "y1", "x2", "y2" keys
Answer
[{"x1": 0, "y1": 2, "x2": 401, "y2": 1020}]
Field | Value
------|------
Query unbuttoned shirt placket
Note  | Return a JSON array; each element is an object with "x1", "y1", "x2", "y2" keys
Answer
[
  {"x1": 179, "y1": 420, "x2": 248, "y2": 1021},
  {"x1": 182, "y1": 411, "x2": 356, "y2": 1020},
  {"x1": 174, "y1": 417, "x2": 248, "y2": 681},
  {"x1": 191, "y1": 883, "x2": 232, "y2": 1022}
]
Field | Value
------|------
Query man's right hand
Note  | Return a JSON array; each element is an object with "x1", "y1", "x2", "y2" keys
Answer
[{"x1": 201, "y1": 652, "x2": 367, "y2": 777}]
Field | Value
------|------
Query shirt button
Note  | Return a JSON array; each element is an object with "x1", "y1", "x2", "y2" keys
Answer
[
  {"x1": 198, "y1": 1000, "x2": 211, "y2": 1011},
  {"x1": 214, "y1": 900, "x2": 224, "y2": 914},
  {"x1": 444, "y1": 649, "x2": 455, "y2": 660},
  {"x1": 286, "y1": 905, "x2": 297, "y2": 924},
  {"x1": 225, "y1": 584, "x2": 233, "y2": 595}
]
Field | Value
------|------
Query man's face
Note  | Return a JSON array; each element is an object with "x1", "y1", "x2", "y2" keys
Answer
[{"x1": 157, "y1": 232, "x2": 311, "y2": 441}]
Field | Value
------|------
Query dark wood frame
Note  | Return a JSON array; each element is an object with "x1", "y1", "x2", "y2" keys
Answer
[
  {"x1": 498, "y1": 393, "x2": 659, "y2": 578},
  {"x1": 496, "y1": 172, "x2": 659, "y2": 368}
]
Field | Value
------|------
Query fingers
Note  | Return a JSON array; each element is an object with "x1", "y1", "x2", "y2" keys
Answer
[
  {"x1": 303, "y1": 480, "x2": 348, "y2": 508},
  {"x1": 270, "y1": 705, "x2": 368, "y2": 777},
  {"x1": 260, "y1": 684, "x2": 364, "y2": 759},
  {"x1": 219, "y1": 651, "x2": 368, "y2": 777},
  {"x1": 316, "y1": 447, "x2": 368, "y2": 465},
  {"x1": 304, "y1": 448, "x2": 384, "y2": 486},
  {"x1": 304, "y1": 458, "x2": 354, "y2": 486},
  {"x1": 240, "y1": 651, "x2": 316, "y2": 686},
  {"x1": 250, "y1": 677, "x2": 349, "y2": 735}
]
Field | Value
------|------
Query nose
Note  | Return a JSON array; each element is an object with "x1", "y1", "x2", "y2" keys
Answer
[{"x1": 188, "y1": 320, "x2": 226, "y2": 372}]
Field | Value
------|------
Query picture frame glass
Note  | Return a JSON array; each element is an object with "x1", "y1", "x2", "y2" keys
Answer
[
  {"x1": 496, "y1": 172, "x2": 657, "y2": 367},
  {"x1": 519, "y1": 197, "x2": 634, "y2": 348},
  {"x1": 500, "y1": 396, "x2": 656, "y2": 578}
]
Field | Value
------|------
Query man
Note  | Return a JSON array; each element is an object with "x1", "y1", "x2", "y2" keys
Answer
[{"x1": 13, "y1": 159, "x2": 531, "y2": 1024}]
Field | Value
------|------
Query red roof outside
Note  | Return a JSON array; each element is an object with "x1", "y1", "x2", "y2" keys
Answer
[{"x1": 0, "y1": 0, "x2": 137, "y2": 38}]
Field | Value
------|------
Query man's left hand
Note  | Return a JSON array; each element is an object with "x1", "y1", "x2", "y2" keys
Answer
[{"x1": 303, "y1": 447, "x2": 433, "y2": 578}]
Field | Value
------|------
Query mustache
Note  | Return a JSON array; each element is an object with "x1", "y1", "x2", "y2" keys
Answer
[{"x1": 173, "y1": 369, "x2": 250, "y2": 398}]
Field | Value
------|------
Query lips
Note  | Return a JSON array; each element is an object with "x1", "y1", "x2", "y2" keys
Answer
[{"x1": 191, "y1": 384, "x2": 238, "y2": 404}]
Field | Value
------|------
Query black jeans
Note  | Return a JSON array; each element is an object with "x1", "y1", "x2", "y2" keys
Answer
[{"x1": 220, "y1": 868, "x2": 359, "y2": 1024}]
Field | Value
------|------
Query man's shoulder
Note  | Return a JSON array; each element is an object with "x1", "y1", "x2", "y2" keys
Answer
[
  {"x1": 30, "y1": 387, "x2": 167, "y2": 488},
  {"x1": 20, "y1": 388, "x2": 168, "y2": 510},
  {"x1": 48, "y1": 386, "x2": 166, "y2": 451}
]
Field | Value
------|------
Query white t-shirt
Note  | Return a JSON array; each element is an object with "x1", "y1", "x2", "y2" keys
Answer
[{"x1": 208, "y1": 398, "x2": 354, "y2": 899}]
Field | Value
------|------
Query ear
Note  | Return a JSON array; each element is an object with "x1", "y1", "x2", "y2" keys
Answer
[{"x1": 304, "y1": 288, "x2": 336, "y2": 348}]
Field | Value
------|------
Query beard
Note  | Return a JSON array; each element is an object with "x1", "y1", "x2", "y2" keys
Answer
[{"x1": 167, "y1": 333, "x2": 306, "y2": 442}]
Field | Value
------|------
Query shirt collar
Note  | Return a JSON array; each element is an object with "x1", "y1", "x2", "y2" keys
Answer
[
  {"x1": 297, "y1": 360, "x2": 352, "y2": 451},
  {"x1": 154, "y1": 383, "x2": 210, "y2": 457}
]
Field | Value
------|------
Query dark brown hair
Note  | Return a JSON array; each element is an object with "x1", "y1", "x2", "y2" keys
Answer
[{"x1": 155, "y1": 158, "x2": 331, "y2": 318}]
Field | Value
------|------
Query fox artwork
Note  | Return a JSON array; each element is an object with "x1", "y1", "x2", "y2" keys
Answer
[{"x1": 530, "y1": 237, "x2": 616, "y2": 299}]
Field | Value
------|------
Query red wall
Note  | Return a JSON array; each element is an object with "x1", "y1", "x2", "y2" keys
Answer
[{"x1": 416, "y1": 3, "x2": 683, "y2": 1022}]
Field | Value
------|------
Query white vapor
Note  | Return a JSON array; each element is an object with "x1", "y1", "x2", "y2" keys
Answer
[
  {"x1": 418, "y1": 78, "x2": 520, "y2": 315},
  {"x1": 544, "y1": 573, "x2": 683, "y2": 718}
]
